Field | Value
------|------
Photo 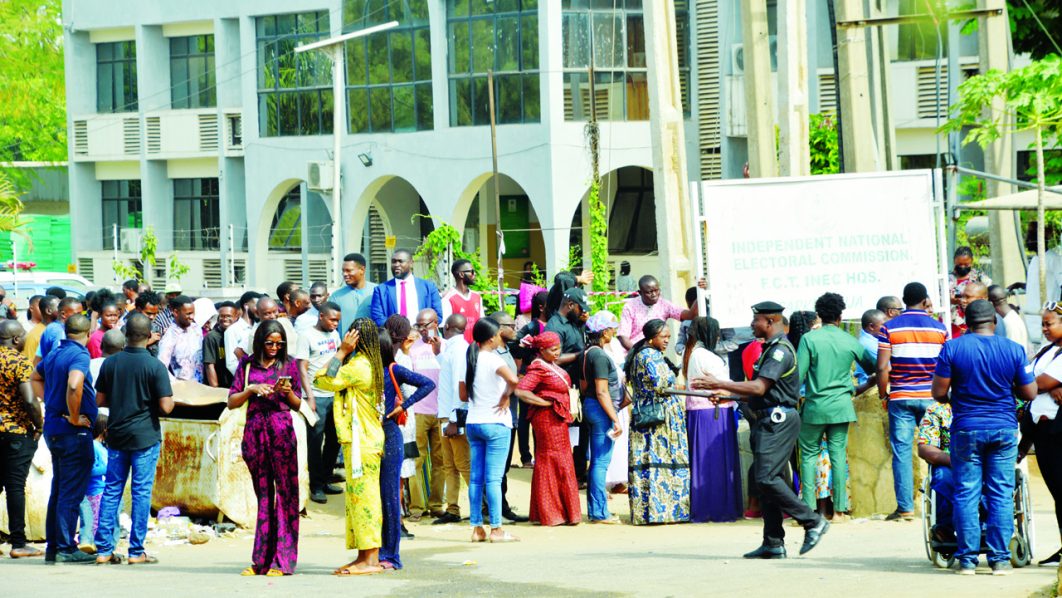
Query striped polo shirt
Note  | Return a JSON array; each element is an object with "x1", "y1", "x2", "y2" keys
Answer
[{"x1": 880, "y1": 309, "x2": 948, "y2": 400}]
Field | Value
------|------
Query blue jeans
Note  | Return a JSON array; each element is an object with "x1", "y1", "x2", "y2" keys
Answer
[
  {"x1": 45, "y1": 432, "x2": 94, "y2": 557},
  {"x1": 888, "y1": 399, "x2": 933, "y2": 512},
  {"x1": 583, "y1": 398, "x2": 616, "y2": 521},
  {"x1": 467, "y1": 423, "x2": 510, "y2": 528},
  {"x1": 931, "y1": 466, "x2": 955, "y2": 532},
  {"x1": 952, "y1": 428, "x2": 1018, "y2": 566},
  {"x1": 95, "y1": 442, "x2": 161, "y2": 557}
]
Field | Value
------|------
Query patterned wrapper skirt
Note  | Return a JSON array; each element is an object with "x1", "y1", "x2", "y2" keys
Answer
[{"x1": 628, "y1": 394, "x2": 690, "y2": 525}]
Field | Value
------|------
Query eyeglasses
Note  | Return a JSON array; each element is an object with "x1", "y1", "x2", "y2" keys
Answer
[
  {"x1": 500, "y1": 323, "x2": 517, "y2": 329},
  {"x1": 413, "y1": 323, "x2": 436, "y2": 330},
  {"x1": 1044, "y1": 302, "x2": 1062, "y2": 314},
  {"x1": 264, "y1": 340, "x2": 286, "y2": 347}
]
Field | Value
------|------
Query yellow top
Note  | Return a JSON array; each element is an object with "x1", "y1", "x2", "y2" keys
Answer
[
  {"x1": 314, "y1": 354, "x2": 383, "y2": 456},
  {"x1": 22, "y1": 322, "x2": 45, "y2": 362}
]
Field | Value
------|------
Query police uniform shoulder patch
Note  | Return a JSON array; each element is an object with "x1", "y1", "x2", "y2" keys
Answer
[{"x1": 772, "y1": 349, "x2": 784, "y2": 362}]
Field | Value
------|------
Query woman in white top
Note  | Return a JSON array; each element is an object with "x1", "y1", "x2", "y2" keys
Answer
[
  {"x1": 460, "y1": 318, "x2": 519, "y2": 543},
  {"x1": 683, "y1": 317, "x2": 743, "y2": 522},
  {"x1": 1024, "y1": 304, "x2": 1062, "y2": 565}
]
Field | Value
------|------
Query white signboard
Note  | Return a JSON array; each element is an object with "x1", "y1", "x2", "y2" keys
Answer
[{"x1": 697, "y1": 170, "x2": 943, "y2": 327}]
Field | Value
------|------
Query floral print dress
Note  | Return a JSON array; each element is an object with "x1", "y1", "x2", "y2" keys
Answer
[{"x1": 627, "y1": 348, "x2": 690, "y2": 525}]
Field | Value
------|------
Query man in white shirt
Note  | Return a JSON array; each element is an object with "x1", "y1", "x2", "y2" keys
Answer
[
  {"x1": 241, "y1": 297, "x2": 297, "y2": 357},
  {"x1": 433, "y1": 314, "x2": 470, "y2": 525},
  {"x1": 990, "y1": 285, "x2": 1031, "y2": 356},
  {"x1": 294, "y1": 302, "x2": 343, "y2": 504},
  {"x1": 224, "y1": 291, "x2": 260, "y2": 376},
  {"x1": 295, "y1": 281, "x2": 329, "y2": 334}
]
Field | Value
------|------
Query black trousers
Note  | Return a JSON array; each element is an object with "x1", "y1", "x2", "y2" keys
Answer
[
  {"x1": 1032, "y1": 420, "x2": 1062, "y2": 535},
  {"x1": 0, "y1": 432, "x2": 38, "y2": 548},
  {"x1": 306, "y1": 397, "x2": 340, "y2": 491},
  {"x1": 750, "y1": 412, "x2": 820, "y2": 545},
  {"x1": 501, "y1": 428, "x2": 516, "y2": 513},
  {"x1": 517, "y1": 402, "x2": 533, "y2": 464},
  {"x1": 572, "y1": 420, "x2": 590, "y2": 482}
]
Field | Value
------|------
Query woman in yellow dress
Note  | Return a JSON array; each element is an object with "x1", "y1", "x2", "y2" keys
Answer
[{"x1": 314, "y1": 317, "x2": 386, "y2": 576}]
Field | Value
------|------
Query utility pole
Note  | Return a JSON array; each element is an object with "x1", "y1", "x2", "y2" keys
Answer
[
  {"x1": 740, "y1": 0, "x2": 777, "y2": 177},
  {"x1": 295, "y1": 21, "x2": 398, "y2": 289},
  {"x1": 487, "y1": 70, "x2": 504, "y2": 299},
  {"x1": 644, "y1": 0, "x2": 694, "y2": 300},
  {"x1": 777, "y1": 0, "x2": 810, "y2": 176}
]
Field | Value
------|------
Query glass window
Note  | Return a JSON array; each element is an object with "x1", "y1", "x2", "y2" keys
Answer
[
  {"x1": 446, "y1": 0, "x2": 540, "y2": 126},
  {"x1": 256, "y1": 11, "x2": 333, "y2": 137},
  {"x1": 607, "y1": 168, "x2": 657, "y2": 254},
  {"x1": 97, "y1": 41, "x2": 138, "y2": 113},
  {"x1": 560, "y1": 1, "x2": 689, "y2": 121},
  {"x1": 102, "y1": 180, "x2": 143, "y2": 248},
  {"x1": 344, "y1": 0, "x2": 434, "y2": 133},
  {"x1": 171, "y1": 35, "x2": 216, "y2": 109},
  {"x1": 173, "y1": 178, "x2": 220, "y2": 250}
]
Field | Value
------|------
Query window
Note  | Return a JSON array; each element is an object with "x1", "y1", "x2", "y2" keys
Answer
[
  {"x1": 561, "y1": 1, "x2": 689, "y2": 121},
  {"x1": 173, "y1": 178, "x2": 220, "y2": 250},
  {"x1": 102, "y1": 180, "x2": 143, "y2": 248},
  {"x1": 171, "y1": 35, "x2": 216, "y2": 109},
  {"x1": 345, "y1": 0, "x2": 433, "y2": 133},
  {"x1": 447, "y1": 0, "x2": 540, "y2": 126},
  {"x1": 97, "y1": 41, "x2": 138, "y2": 113},
  {"x1": 257, "y1": 12, "x2": 334, "y2": 137},
  {"x1": 607, "y1": 167, "x2": 656, "y2": 254},
  {"x1": 269, "y1": 187, "x2": 303, "y2": 252}
]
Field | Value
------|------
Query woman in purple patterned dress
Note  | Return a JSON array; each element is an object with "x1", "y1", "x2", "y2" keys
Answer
[{"x1": 228, "y1": 320, "x2": 304, "y2": 576}]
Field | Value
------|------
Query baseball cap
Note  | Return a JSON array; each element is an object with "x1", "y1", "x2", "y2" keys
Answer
[
  {"x1": 164, "y1": 281, "x2": 183, "y2": 294},
  {"x1": 564, "y1": 288, "x2": 591, "y2": 313}
]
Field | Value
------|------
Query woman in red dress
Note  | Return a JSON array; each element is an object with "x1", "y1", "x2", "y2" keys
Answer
[{"x1": 514, "y1": 332, "x2": 582, "y2": 526}]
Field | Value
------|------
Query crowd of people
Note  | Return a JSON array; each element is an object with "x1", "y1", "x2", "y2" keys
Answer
[{"x1": 0, "y1": 244, "x2": 1059, "y2": 579}]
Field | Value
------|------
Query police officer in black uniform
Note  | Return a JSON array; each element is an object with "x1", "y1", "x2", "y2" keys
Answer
[{"x1": 691, "y1": 301, "x2": 829, "y2": 558}]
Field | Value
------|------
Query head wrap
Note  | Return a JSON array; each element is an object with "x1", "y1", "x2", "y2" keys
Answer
[{"x1": 531, "y1": 331, "x2": 561, "y2": 350}]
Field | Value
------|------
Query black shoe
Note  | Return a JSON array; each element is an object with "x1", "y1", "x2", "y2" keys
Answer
[
  {"x1": 432, "y1": 513, "x2": 462, "y2": 525},
  {"x1": 56, "y1": 550, "x2": 96, "y2": 564},
  {"x1": 400, "y1": 524, "x2": 414, "y2": 540},
  {"x1": 329, "y1": 473, "x2": 344, "y2": 484},
  {"x1": 1039, "y1": 547, "x2": 1062, "y2": 566},
  {"x1": 310, "y1": 489, "x2": 327, "y2": 504},
  {"x1": 322, "y1": 484, "x2": 343, "y2": 495},
  {"x1": 502, "y1": 509, "x2": 529, "y2": 523},
  {"x1": 800, "y1": 518, "x2": 830, "y2": 555},
  {"x1": 884, "y1": 509, "x2": 914, "y2": 521},
  {"x1": 743, "y1": 544, "x2": 787, "y2": 559}
]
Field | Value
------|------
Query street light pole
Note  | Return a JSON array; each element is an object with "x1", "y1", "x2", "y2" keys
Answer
[{"x1": 296, "y1": 21, "x2": 398, "y2": 288}]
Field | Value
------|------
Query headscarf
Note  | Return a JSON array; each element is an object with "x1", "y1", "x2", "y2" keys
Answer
[{"x1": 531, "y1": 331, "x2": 560, "y2": 351}]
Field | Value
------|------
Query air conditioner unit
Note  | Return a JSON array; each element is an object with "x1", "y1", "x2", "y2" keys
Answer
[
  {"x1": 307, "y1": 160, "x2": 334, "y2": 191},
  {"x1": 730, "y1": 36, "x2": 778, "y2": 75},
  {"x1": 120, "y1": 228, "x2": 144, "y2": 253}
]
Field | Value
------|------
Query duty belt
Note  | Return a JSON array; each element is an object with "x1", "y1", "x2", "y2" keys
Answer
[{"x1": 751, "y1": 405, "x2": 796, "y2": 422}]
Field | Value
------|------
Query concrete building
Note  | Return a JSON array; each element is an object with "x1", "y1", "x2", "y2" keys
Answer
[{"x1": 62, "y1": 0, "x2": 1023, "y2": 293}]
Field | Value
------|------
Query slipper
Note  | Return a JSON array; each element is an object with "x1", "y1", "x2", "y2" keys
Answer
[
  {"x1": 127, "y1": 554, "x2": 158, "y2": 565},
  {"x1": 380, "y1": 561, "x2": 396, "y2": 570},
  {"x1": 240, "y1": 567, "x2": 257, "y2": 576},
  {"x1": 96, "y1": 554, "x2": 125, "y2": 565},
  {"x1": 265, "y1": 568, "x2": 285, "y2": 577},
  {"x1": 489, "y1": 531, "x2": 520, "y2": 543},
  {"x1": 334, "y1": 565, "x2": 382, "y2": 576}
]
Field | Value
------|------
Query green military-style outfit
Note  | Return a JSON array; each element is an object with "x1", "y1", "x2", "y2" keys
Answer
[{"x1": 796, "y1": 324, "x2": 877, "y2": 512}]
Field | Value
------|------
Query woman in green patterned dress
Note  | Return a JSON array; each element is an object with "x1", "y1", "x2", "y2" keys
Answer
[{"x1": 624, "y1": 319, "x2": 690, "y2": 525}]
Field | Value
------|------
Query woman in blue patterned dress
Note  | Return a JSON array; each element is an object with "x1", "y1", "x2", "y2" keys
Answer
[{"x1": 624, "y1": 319, "x2": 690, "y2": 525}]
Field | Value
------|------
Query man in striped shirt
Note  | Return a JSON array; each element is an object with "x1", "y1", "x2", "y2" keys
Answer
[{"x1": 876, "y1": 282, "x2": 947, "y2": 521}]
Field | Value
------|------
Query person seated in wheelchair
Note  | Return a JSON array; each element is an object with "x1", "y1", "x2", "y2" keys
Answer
[{"x1": 917, "y1": 401, "x2": 958, "y2": 544}]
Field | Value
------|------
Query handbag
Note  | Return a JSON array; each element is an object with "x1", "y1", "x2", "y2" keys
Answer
[
  {"x1": 388, "y1": 363, "x2": 409, "y2": 426},
  {"x1": 539, "y1": 358, "x2": 581, "y2": 422},
  {"x1": 631, "y1": 393, "x2": 665, "y2": 429},
  {"x1": 404, "y1": 440, "x2": 420, "y2": 459}
]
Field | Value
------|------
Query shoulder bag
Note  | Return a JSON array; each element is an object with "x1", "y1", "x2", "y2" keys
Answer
[
  {"x1": 630, "y1": 350, "x2": 666, "y2": 430},
  {"x1": 388, "y1": 363, "x2": 419, "y2": 459},
  {"x1": 540, "y1": 358, "x2": 581, "y2": 422}
]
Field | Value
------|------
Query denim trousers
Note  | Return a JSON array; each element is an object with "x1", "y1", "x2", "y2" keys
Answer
[
  {"x1": 583, "y1": 398, "x2": 616, "y2": 521},
  {"x1": 888, "y1": 399, "x2": 934, "y2": 512},
  {"x1": 467, "y1": 423, "x2": 511, "y2": 528},
  {"x1": 95, "y1": 442, "x2": 162, "y2": 557},
  {"x1": 930, "y1": 465, "x2": 955, "y2": 532},
  {"x1": 951, "y1": 428, "x2": 1018, "y2": 566},
  {"x1": 45, "y1": 432, "x2": 94, "y2": 557}
]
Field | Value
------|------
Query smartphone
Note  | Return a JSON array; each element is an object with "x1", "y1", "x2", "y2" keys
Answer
[
  {"x1": 277, "y1": 376, "x2": 292, "y2": 385},
  {"x1": 427, "y1": 328, "x2": 437, "y2": 339}
]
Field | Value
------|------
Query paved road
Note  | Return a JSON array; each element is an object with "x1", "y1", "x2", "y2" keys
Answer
[{"x1": 3, "y1": 463, "x2": 1058, "y2": 597}]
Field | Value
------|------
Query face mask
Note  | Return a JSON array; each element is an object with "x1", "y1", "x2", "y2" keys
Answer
[{"x1": 954, "y1": 265, "x2": 972, "y2": 277}]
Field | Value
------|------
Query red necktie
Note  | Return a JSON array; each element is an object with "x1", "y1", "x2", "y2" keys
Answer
[{"x1": 399, "y1": 280, "x2": 408, "y2": 317}]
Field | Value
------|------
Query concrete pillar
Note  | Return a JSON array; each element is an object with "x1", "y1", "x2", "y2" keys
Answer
[
  {"x1": 979, "y1": 0, "x2": 1025, "y2": 286},
  {"x1": 645, "y1": 1, "x2": 695, "y2": 300},
  {"x1": 835, "y1": 0, "x2": 880, "y2": 172},
  {"x1": 739, "y1": 0, "x2": 777, "y2": 178},
  {"x1": 429, "y1": 0, "x2": 450, "y2": 131},
  {"x1": 141, "y1": 161, "x2": 172, "y2": 253},
  {"x1": 778, "y1": 0, "x2": 810, "y2": 177}
]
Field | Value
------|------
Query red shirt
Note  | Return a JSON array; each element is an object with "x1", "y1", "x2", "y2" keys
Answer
[
  {"x1": 445, "y1": 290, "x2": 483, "y2": 343},
  {"x1": 741, "y1": 340, "x2": 764, "y2": 380}
]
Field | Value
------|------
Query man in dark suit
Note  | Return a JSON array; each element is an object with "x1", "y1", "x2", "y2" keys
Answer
[{"x1": 370, "y1": 249, "x2": 443, "y2": 326}]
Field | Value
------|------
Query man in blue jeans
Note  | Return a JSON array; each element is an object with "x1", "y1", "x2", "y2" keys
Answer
[
  {"x1": 93, "y1": 313, "x2": 174, "y2": 564},
  {"x1": 29, "y1": 314, "x2": 97, "y2": 564},
  {"x1": 877, "y1": 282, "x2": 947, "y2": 521},
  {"x1": 932, "y1": 300, "x2": 1036, "y2": 575}
]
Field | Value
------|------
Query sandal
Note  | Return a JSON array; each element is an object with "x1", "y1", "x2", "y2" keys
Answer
[
  {"x1": 334, "y1": 565, "x2": 383, "y2": 576},
  {"x1": 127, "y1": 554, "x2": 158, "y2": 565},
  {"x1": 489, "y1": 531, "x2": 520, "y2": 543},
  {"x1": 265, "y1": 568, "x2": 285, "y2": 577},
  {"x1": 96, "y1": 554, "x2": 125, "y2": 565},
  {"x1": 240, "y1": 567, "x2": 257, "y2": 576}
]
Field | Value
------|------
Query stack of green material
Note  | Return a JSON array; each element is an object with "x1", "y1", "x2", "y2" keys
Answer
[{"x1": 0, "y1": 215, "x2": 72, "y2": 273}]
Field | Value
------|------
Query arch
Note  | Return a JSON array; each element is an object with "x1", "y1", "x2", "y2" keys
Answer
[
  {"x1": 253, "y1": 178, "x2": 335, "y2": 291},
  {"x1": 252, "y1": 178, "x2": 301, "y2": 287},
  {"x1": 346, "y1": 174, "x2": 435, "y2": 284}
]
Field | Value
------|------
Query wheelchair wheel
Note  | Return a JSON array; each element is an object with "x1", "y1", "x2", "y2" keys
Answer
[
  {"x1": 1011, "y1": 536, "x2": 1032, "y2": 568},
  {"x1": 1011, "y1": 471, "x2": 1034, "y2": 568},
  {"x1": 920, "y1": 478, "x2": 934, "y2": 562},
  {"x1": 931, "y1": 549, "x2": 955, "y2": 569}
]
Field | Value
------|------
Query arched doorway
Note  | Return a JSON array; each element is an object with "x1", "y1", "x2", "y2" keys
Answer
[
  {"x1": 351, "y1": 176, "x2": 435, "y2": 284},
  {"x1": 257, "y1": 180, "x2": 334, "y2": 292}
]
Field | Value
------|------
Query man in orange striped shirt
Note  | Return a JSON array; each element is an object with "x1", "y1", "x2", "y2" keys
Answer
[{"x1": 876, "y1": 282, "x2": 948, "y2": 521}]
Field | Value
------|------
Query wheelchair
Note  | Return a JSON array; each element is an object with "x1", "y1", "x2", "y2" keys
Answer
[{"x1": 920, "y1": 461, "x2": 1035, "y2": 568}]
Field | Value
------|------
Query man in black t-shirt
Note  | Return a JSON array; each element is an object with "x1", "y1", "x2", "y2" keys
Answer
[
  {"x1": 691, "y1": 301, "x2": 828, "y2": 559},
  {"x1": 546, "y1": 287, "x2": 591, "y2": 485},
  {"x1": 93, "y1": 313, "x2": 174, "y2": 565},
  {"x1": 203, "y1": 301, "x2": 238, "y2": 389}
]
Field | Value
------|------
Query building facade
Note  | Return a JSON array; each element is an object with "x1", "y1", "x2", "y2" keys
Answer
[{"x1": 62, "y1": 0, "x2": 1003, "y2": 293}]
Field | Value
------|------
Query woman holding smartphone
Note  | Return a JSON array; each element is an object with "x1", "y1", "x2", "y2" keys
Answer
[{"x1": 227, "y1": 320, "x2": 304, "y2": 576}]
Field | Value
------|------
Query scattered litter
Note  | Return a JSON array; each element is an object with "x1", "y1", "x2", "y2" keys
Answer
[
  {"x1": 157, "y1": 506, "x2": 182, "y2": 520},
  {"x1": 461, "y1": 560, "x2": 477, "y2": 566}
]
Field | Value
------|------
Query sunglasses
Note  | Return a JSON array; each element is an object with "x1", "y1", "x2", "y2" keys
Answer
[
  {"x1": 264, "y1": 340, "x2": 286, "y2": 347},
  {"x1": 1044, "y1": 302, "x2": 1062, "y2": 314}
]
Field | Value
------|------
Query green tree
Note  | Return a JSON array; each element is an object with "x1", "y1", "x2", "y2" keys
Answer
[
  {"x1": 0, "y1": 0, "x2": 66, "y2": 183},
  {"x1": 809, "y1": 113, "x2": 840, "y2": 175},
  {"x1": 942, "y1": 55, "x2": 1062, "y2": 304},
  {"x1": 1008, "y1": 0, "x2": 1061, "y2": 59},
  {"x1": 0, "y1": 174, "x2": 32, "y2": 246}
]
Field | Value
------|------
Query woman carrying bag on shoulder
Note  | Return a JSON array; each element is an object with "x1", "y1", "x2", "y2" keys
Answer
[
  {"x1": 624, "y1": 319, "x2": 690, "y2": 526},
  {"x1": 227, "y1": 320, "x2": 304, "y2": 576},
  {"x1": 514, "y1": 331, "x2": 582, "y2": 526}
]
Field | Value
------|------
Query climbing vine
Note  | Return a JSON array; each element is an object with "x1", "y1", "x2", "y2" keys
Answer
[
  {"x1": 413, "y1": 217, "x2": 504, "y2": 313},
  {"x1": 587, "y1": 180, "x2": 611, "y2": 312},
  {"x1": 112, "y1": 226, "x2": 158, "y2": 283}
]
